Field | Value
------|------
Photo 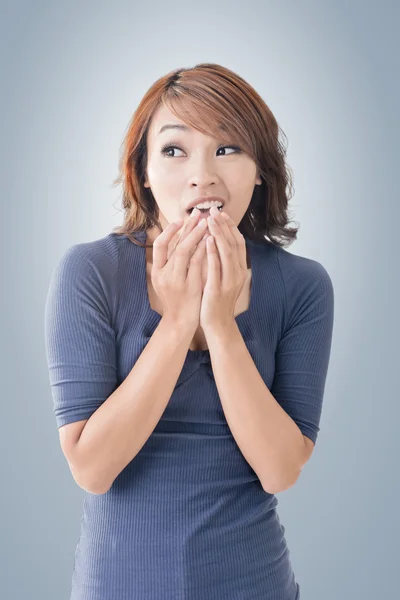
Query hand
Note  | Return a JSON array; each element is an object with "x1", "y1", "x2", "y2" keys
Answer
[
  {"x1": 151, "y1": 209, "x2": 208, "y2": 332},
  {"x1": 200, "y1": 206, "x2": 248, "y2": 332}
]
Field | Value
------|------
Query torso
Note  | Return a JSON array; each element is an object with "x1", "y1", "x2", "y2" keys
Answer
[{"x1": 145, "y1": 246, "x2": 252, "y2": 352}]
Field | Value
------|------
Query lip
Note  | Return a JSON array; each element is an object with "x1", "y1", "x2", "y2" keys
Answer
[{"x1": 185, "y1": 195, "x2": 226, "y2": 213}]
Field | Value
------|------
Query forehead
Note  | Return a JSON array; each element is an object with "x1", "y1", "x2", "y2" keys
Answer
[
  {"x1": 148, "y1": 103, "x2": 226, "y2": 140},
  {"x1": 151, "y1": 104, "x2": 182, "y2": 129},
  {"x1": 147, "y1": 104, "x2": 187, "y2": 139}
]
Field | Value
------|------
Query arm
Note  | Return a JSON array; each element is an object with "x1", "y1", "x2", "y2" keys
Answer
[
  {"x1": 205, "y1": 322, "x2": 309, "y2": 494},
  {"x1": 204, "y1": 258, "x2": 334, "y2": 495},
  {"x1": 44, "y1": 242, "x2": 195, "y2": 496},
  {"x1": 68, "y1": 317, "x2": 194, "y2": 495}
]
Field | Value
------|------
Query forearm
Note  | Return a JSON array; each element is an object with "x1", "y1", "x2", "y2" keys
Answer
[
  {"x1": 205, "y1": 321, "x2": 306, "y2": 494},
  {"x1": 73, "y1": 317, "x2": 194, "y2": 494}
]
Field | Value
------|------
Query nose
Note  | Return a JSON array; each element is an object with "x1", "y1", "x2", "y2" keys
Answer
[{"x1": 188, "y1": 159, "x2": 219, "y2": 188}]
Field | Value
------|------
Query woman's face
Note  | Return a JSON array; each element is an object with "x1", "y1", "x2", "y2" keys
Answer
[{"x1": 144, "y1": 103, "x2": 262, "y2": 243}]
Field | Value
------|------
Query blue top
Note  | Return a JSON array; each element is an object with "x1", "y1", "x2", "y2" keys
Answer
[{"x1": 44, "y1": 230, "x2": 334, "y2": 600}]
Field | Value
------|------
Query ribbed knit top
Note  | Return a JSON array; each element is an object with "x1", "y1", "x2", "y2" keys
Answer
[{"x1": 44, "y1": 230, "x2": 334, "y2": 600}]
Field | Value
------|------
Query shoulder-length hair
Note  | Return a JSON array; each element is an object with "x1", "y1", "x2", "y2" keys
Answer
[{"x1": 111, "y1": 62, "x2": 298, "y2": 248}]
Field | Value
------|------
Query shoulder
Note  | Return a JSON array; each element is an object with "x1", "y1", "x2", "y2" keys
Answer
[
  {"x1": 273, "y1": 244, "x2": 334, "y2": 301},
  {"x1": 254, "y1": 241, "x2": 334, "y2": 331},
  {"x1": 47, "y1": 233, "x2": 123, "y2": 321},
  {"x1": 55, "y1": 232, "x2": 120, "y2": 276},
  {"x1": 250, "y1": 238, "x2": 333, "y2": 294}
]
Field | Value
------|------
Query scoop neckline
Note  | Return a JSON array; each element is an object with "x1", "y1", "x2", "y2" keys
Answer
[{"x1": 135, "y1": 229, "x2": 256, "y2": 357}]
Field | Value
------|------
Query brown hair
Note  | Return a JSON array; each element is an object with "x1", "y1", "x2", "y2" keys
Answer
[{"x1": 111, "y1": 62, "x2": 298, "y2": 248}]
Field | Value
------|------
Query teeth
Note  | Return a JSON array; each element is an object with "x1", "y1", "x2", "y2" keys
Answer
[{"x1": 189, "y1": 201, "x2": 223, "y2": 212}]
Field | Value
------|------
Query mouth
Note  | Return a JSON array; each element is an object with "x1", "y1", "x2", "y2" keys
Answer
[{"x1": 186, "y1": 205, "x2": 224, "y2": 218}]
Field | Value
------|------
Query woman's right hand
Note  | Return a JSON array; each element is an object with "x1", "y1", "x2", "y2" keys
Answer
[{"x1": 151, "y1": 208, "x2": 209, "y2": 331}]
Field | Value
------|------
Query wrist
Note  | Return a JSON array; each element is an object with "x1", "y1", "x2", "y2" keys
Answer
[
  {"x1": 160, "y1": 314, "x2": 197, "y2": 338},
  {"x1": 202, "y1": 319, "x2": 238, "y2": 341}
]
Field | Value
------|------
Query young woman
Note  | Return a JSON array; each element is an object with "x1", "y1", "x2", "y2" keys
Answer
[{"x1": 44, "y1": 62, "x2": 334, "y2": 600}]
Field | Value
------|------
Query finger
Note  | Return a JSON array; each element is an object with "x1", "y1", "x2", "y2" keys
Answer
[
  {"x1": 173, "y1": 217, "x2": 209, "y2": 280},
  {"x1": 216, "y1": 215, "x2": 236, "y2": 248},
  {"x1": 152, "y1": 220, "x2": 184, "y2": 272},
  {"x1": 167, "y1": 227, "x2": 185, "y2": 260},
  {"x1": 218, "y1": 211, "x2": 247, "y2": 272},
  {"x1": 206, "y1": 235, "x2": 220, "y2": 288},
  {"x1": 207, "y1": 215, "x2": 234, "y2": 285},
  {"x1": 176, "y1": 208, "x2": 202, "y2": 243},
  {"x1": 187, "y1": 231, "x2": 208, "y2": 285},
  {"x1": 168, "y1": 208, "x2": 202, "y2": 258}
]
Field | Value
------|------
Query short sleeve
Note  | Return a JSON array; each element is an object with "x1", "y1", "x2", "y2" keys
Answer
[
  {"x1": 44, "y1": 243, "x2": 118, "y2": 429},
  {"x1": 270, "y1": 254, "x2": 335, "y2": 446}
]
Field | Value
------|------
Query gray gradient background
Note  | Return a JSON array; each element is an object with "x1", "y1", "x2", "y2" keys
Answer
[{"x1": 1, "y1": 0, "x2": 398, "y2": 598}]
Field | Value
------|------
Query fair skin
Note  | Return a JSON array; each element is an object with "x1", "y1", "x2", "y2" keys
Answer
[
  {"x1": 143, "y1": 103, "x2": 262, "y2": 267},
  {"x1": 143, "y1": 104, "x2": 262, "y2": 348},
  {"x1": 57, "y1": 105, "x2": 314, "y2": 492},
  {"x1": 141, "y1": 104, "x2": 315, "y2": 479}
]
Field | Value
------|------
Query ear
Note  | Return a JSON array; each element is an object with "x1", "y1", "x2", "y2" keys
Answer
[{"x1": 255, "y1": 169, "x2": 262, "y2": 185}]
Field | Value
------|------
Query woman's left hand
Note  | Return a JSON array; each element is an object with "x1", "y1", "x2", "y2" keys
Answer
[{"x1": 200, "y1": 206, "x2": 248, "y2": 332}]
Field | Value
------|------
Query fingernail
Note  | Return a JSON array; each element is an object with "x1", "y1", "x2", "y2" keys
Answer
[
  {"x1": 197, "y1": 218, "x2": 207, "y2": 227},
  {"x1": 191, "y1": 207, "x2": 200, "y2": 218},
  {"x1": 210, "y1": 206, "x2": 220, "y2": 217}
]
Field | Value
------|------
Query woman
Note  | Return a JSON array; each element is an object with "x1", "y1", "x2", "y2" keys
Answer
[{"x1": 44, "y1": 63, "x2": 334, "y2": 599}]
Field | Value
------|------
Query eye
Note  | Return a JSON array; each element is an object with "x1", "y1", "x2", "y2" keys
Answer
[
  {"x1": 160, "y1": 143, "x2": 241, "y2": 158},
  {"x1": 217, "y1": 145, "x2": 241, "y2": 156},
  {"x1": 160, "y1": 144, "x2": 185, "y2": 158}
]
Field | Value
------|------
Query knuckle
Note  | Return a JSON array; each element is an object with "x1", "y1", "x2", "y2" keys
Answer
[
  {"x1": 191, "y1": 252, "x2": 202, "y2": 263},
  {"x1": 175, "y1": 244, "x2": 188, "y2": 256}
]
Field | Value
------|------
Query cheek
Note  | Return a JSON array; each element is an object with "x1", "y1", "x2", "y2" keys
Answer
[
  {"x1": 227, "y1": 174, "x2": 252, "y2": 201},
  {"x1": 147, "y1": 159, "x2": 177, "y2": 185}
]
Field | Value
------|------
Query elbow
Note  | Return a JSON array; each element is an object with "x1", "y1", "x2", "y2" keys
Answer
[
  {"x1": 69, "y1": 460, "x2": 112, "y2": 495},
  {"x1": 261, "y1": 468, "x2": 300, "y2": 495},
  {"x1": 75, "y1": 472, "x2": 111, "y2": 495},
  {"x1": 65, "y1": 447, "x2": 111, "y2": 495},
  {"x1": 262, "y1": 478, "x2": 296, "y2": 495},
  {"x1": 262, "y1": 481, "x2": 285, "y2": 495},
  {"x1": 260, "y1": 435, "x2": 311, "y2": 494},
  {"x1": 81, "y1": 483, "x2": 110, "y2": 495}
]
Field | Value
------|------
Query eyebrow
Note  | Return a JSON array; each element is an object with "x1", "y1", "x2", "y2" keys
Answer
[
  {"x1": 158, "y1": 123, "x2": 227, "y2": 135},
  {"x1": 158, "y1": 124, "x2": 190, "y2": 135}
]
